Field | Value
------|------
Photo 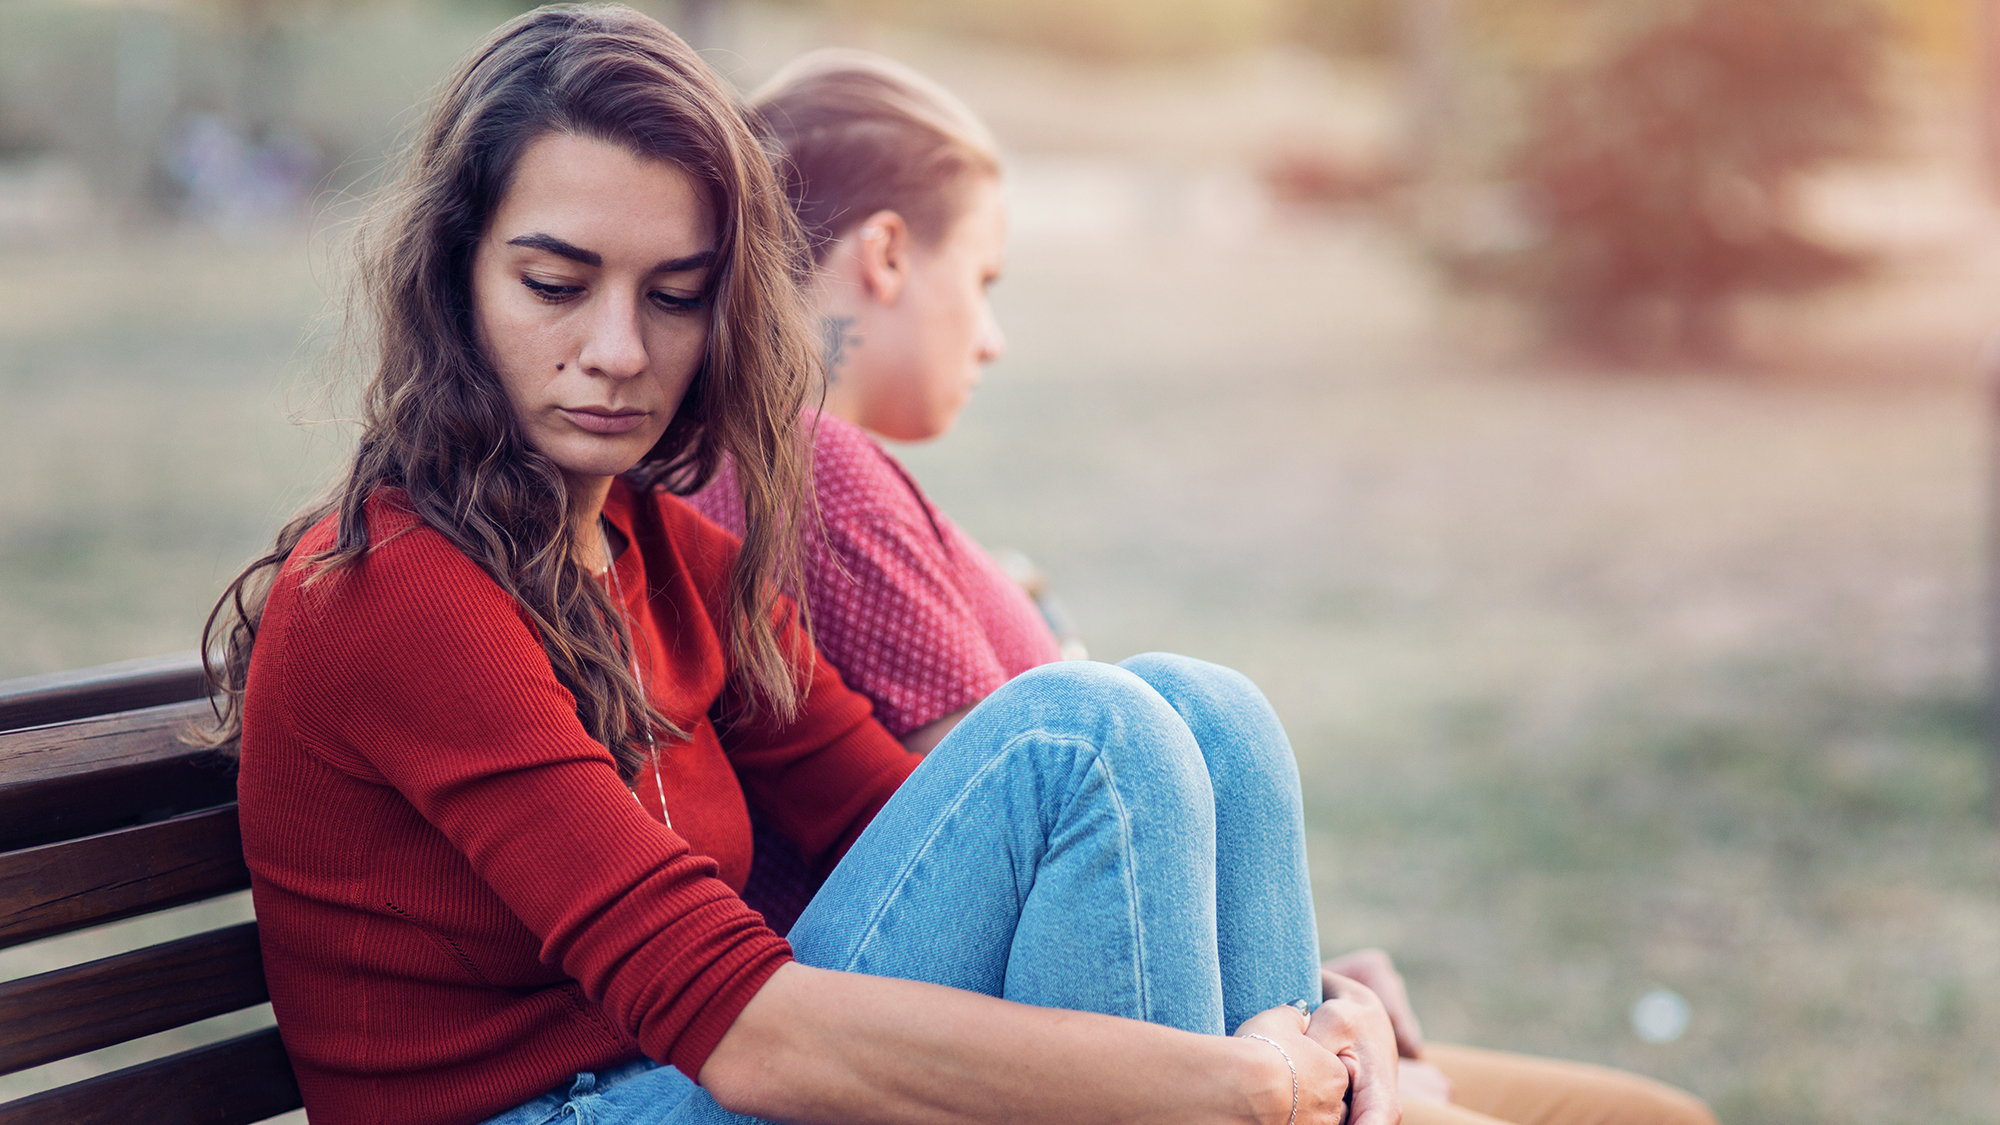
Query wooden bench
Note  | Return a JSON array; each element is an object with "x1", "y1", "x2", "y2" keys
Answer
[{"x1": 0, "y1": 652, "x2": 305, "y2": 1125}]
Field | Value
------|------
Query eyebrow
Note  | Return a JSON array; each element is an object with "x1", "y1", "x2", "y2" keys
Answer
[
  {"x1": 505, "y1": 233, "x2": 718, "y2": 275},
  {"x1": 653, "y1": 249, "x2": 717, "y2": 274},
  {"x1": 507, "y1": 232, "x2": 599, "y2": 267}
]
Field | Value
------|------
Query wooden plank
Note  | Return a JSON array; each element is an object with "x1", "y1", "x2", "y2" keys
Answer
[
  {"x1": 0, "y1": 1027, "x2": 301, "y2": 1125},
  {"x1": 0, "y1": 653, "x2": 210, "y2": 734},
  {"x1": 0, "y1": 701, "x2": 236, "y2": 852},
  {"x1": 0, "y1": 808, "x2": 250, "y2": 951},
  {"x1": 0, "y1": 922, "x2": 268, "y2": 1075}
]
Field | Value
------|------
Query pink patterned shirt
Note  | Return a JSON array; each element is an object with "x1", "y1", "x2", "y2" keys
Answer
[{"x1": 687, "y1": 412, "x2": 1060, "y2": 737}]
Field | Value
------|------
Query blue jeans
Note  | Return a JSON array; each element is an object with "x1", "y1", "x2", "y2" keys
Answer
[{"x1": 481, "y1": 654, "x2": 1319, "y2": 1125}]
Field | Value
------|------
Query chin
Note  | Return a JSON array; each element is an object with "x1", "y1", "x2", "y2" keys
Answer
[
  {"x1": 550, "y1": 443, "x2": 653, "y2": 480},
  {"x1": 892, "y1": 414, "x2": 956, "y2": 443}
]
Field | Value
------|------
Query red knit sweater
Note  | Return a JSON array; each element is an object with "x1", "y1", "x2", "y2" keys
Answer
[{"x1": 238, "y1": 481, "x2": 918, "y2": 1125}]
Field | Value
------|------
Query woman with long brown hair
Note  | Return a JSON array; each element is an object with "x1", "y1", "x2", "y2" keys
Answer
[{"x1": 206, "y1": 7, "x2": 1396, "y2": 1125}]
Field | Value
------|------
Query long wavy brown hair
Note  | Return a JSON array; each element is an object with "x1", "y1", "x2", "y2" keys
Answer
[{"x1": 200, "y1": 4, "x2": 820, "y2": 779}]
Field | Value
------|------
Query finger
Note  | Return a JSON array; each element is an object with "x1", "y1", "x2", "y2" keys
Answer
[
  {"x1": 1322, "y1": 972, "x2": 1380, "y2": 1006},
  {"x1": 1305, "y1": 996, "x2": 1365, "y2": 1056},
  {"x1": 1324, "y1": 950, "x2": 1394, "y2": 999},
  {"x1": 1339, "y1": 1034, "x2": 1402, "y2": 1125},
  {"x1": 1382, "y1": 999, "x2": 1424, "y2": 1059},
  {"x1": 1236, "y1": 1002, "x2": 1311, "y2": 1039},
  {"x1": 1348, "y1": 963, "x2": 1422, "y2": 1059},
  {"x1": 1346, "y1": 1069, "x2": 1402, "y2": 1125},
  {"x1": 1292, "y1": 1042, "x2": 1351, "y2": 1122},
  {"x1": 1334, "y1": 997, "x2": 1402, "y2": 1125},
  {"x1": 1326, "y1": 967, "x2": 1418, "y2": 1058},
  {"x1": 1323, "y1": 972, "x2": 1424, "y2": 1058}
]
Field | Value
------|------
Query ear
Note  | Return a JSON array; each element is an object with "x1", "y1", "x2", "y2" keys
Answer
[{"x1": 852, "y1": 210, "x2": 910, "y2": 306}]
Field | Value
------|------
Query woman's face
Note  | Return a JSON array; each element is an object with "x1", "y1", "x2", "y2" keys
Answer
[
  {"x1": 469, "y1": 132, "x2": 716, "y2": 490},
  {"x1": 850, "y1": 175, "x2": 1007, "y2": 442}
]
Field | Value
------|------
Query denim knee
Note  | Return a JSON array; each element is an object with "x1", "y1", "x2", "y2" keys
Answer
[
  {"x1": 964, "y1": 659, "x2": 1219, "y2": 834},
  {"x1": 1116, "y1": 653, "x2": 1279, "y2": 739},
  {"x1": 1116, "y1": 653, "x2": 1300, "y2": 810},
  {"x1": 790, "y1": 658, "x2": 1229, "y2": 1029}
]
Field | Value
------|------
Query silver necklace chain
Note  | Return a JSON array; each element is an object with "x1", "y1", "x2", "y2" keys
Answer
[{"x1": 601, "y1": 520, "x2": 670, "y2": 829}]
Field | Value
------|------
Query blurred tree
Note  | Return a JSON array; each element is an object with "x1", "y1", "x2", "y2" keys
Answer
[
  {"x1": 1983, "y1": 0, "x2": 2000, "y2": 195},
  {"x1": 1471, "y1": 0, "x2": 1887, "y2": 361},
  {"x1": 807, "y1": 0, "x2": 1280, "y2": 61},
  {"x1": 1285, "y1": 0, "x2": 1402, "y2": 58},
  {"x1": 676, "y1": 0, "x2": 727, "y2": 48}
]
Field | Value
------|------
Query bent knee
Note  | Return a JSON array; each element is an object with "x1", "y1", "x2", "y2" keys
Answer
[
  {"x1": 1118, "y1": 652, "x2": 1263, "y2": 706},
  {"x1": 995, "y1": 659, "x2": 1186, "y2": 732},
  {"x1": 1118, "y1": 653, "x2": 1296, "y2": 784},
  {"x1": 978, "y1": 660, "x2": 1213, "y2": 796}
]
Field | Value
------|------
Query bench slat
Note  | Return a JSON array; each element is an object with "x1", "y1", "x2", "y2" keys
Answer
[
  {"x1": 0, "y1": 807, "x2": 250, "y2": 951},
  {"x1": 0, "y1": 701, "x2": 236, "y2": 852},
  {"x1": 0, "y1": 922, "x2": 269, "y2": 1075},
  {"x1": 0, "y1": 1027, "x2": 301, "y2": 1125},
  {"x1": 0, "y1": 653, "x2": 210, "y2": 734}
]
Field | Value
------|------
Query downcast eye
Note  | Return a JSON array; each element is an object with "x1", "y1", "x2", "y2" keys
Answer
[{"x1": 522, "y1": 277, "x2": 581, "y2": 300}]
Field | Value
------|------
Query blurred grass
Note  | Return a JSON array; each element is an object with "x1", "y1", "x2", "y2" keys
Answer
[{"x1": 0, "y1": 233, "x2": 346, "y2": 674}]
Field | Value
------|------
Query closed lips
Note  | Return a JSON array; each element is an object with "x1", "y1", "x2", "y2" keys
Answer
[{"x1": 560, "y1": 408, "x2": 648, "y2": 434}]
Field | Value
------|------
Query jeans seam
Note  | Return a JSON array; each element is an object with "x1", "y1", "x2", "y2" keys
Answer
[
  {"x1": 840, "y1": 745, "x2": 1016, "y2": 968},
  {"x1": 1084, "y1": 749, "x2": 1150, "y2": 1022},
  {"x1": 847, "y1": 728, "x2": 1138, "y2": 984}
]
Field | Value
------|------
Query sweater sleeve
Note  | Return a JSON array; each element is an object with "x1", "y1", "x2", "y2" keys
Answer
[
  {"x1": 805, "y1": 509, "x2": 1012, "y2": 737},
  {"x1": 278, "y1": 520, "x2": 791, "y2": 1079}
]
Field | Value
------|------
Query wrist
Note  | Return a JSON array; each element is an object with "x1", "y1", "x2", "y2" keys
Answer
[{"x1": 1225, "y1": 1035, "x2": 1299, "y2": 1125}]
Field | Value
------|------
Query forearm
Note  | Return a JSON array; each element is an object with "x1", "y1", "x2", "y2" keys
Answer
[{"x1": 699, "y1": 962, "x2": 1290, "y2": 1125}]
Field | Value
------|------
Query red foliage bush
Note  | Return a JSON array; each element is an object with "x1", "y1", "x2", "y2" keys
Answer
[{"x1": 1484, "y1": 0, "x2": 1888, "y2": 361}]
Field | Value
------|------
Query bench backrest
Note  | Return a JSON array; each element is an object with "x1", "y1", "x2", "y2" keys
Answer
[{"x1": 0, "y1": 653, "x2": 304, "y2": 1125}]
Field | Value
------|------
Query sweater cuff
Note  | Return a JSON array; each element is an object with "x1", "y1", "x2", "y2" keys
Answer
[{"x1": 665, "y1": 946, "x2": 795, "y2": 1083}]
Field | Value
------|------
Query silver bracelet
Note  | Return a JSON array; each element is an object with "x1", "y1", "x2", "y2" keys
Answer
[{"x1": 1243, "y1": 1033, "x2": 1300, "y2": 1125}]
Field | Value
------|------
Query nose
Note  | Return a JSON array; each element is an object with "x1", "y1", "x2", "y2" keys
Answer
[
  {"x1": 975, "y1": 304, "x2": 1005, "y2": 365},
  {"x1": 576, "y1": 292, "x2": 648, "y2": 380}
]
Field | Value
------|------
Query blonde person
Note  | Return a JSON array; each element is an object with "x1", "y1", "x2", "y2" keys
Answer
[
  {"x1": 206, "y1": 8, "x2": 1396, "y2": 1125},
  {"x1": 694, "y1": 48, "x2": 1720, "y2": 1125},
  {"x1": 688, "y1": 51, "x2": 1059, "y2": 933}
]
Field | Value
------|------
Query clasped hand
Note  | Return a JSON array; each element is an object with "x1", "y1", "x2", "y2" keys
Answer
[
  {"x1": 1234, "y1": 973, "x2": 1400, "y2": 1125},
  {"x1": 1322, "y1": 949, "x2": 1453, "y2": 1107}
]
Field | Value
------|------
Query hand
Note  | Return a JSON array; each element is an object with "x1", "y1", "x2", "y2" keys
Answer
[
  {"x1": 1398, "y1": 1058, "x2": 1453, "y2": 1106},
  {"x1": 1235, "y1": 1004, "x2": 1351, "y2": 1124},
  {"x1": 1323, "y1": 948, "x2": 1425, "y2": 1060},
  {"x1": 1309, "y1": 974, "x2": 1402, "y2": 1125}
]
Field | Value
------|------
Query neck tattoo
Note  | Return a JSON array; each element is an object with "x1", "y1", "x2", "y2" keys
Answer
[{"x1": 820, "y1": 314, "x2": 860, "y2": 383}]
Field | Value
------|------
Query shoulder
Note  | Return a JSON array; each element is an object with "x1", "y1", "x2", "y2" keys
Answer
[
  {"x1": 256, "y1": 489, "x2": 576, "y2": 762},
  {"x1": 805, "y1": 412, "x2": 930, "y2": 530},
  {"x1": 277, "y1": 488, "x2": 526, "y2": 636}
]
